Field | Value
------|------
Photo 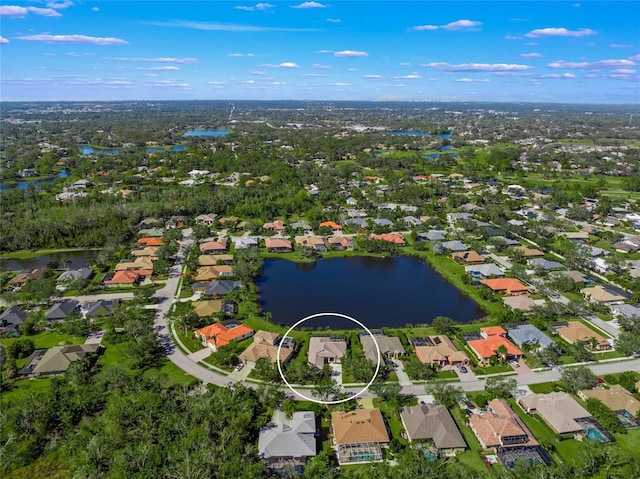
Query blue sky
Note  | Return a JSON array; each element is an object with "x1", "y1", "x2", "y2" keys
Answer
[{"x1": 1, "y1": 1, "x2": 639, "y2": 103}]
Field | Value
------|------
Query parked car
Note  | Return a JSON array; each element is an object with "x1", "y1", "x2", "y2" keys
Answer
[
  {"x1": 459, "y1": 365, "x2": 468, "y2": 373},
  {"x1": 235, "y1": 362, "x2": 244, "y2": 371},
  {"x1": 509, "y1": 360, "x2": 520, "y2": 368}
]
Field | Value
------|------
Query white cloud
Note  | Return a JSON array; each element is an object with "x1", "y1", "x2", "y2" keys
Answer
[
  {"x1": 47, "y1": 1, "x2": 74, "y2": 9},
  {"x1": 66, "y1": 52, "x2": 93, "y2": 57},
  {"x1": 525, "y1": 27, "x2": 597, "y2": 38},
  {"x1": 423, "y1": 62, "x2": 532, "y2": 72},
  {"x1": 394, "y1": 73, "x2": 421, "y2": 79},
  {"x1": 249, "y1": 71, "x2": 266, "y2": 75},
  {"x1": 312, "y1": 63, "x2": 332, "y2": 69},
  {"x1": 317, "y1": 49, "x2": 333, "y2": 54},
  {"x1": 17, "y1": 34, "x2": 127, "y2": 45},
  {"x1": 399, "y1": 62, "x2": 411, "y2": 66},
  {"x1": 548, "y1": 59, "x2": 636, "y2": 69},
  {"x1": 235, "y1": 6, "x2": 254, "y2": 11},
  {"x1": 207, "y1": 81, "x2": 225, "y2": 85},
  {"x1": 262, "y1": 62, "x2": 300, "y2": 68},
  {"x1": 137, "y1": 66, "x2": 180, "y2": 71},
  {"x1": 362, "y1": 74, "x2": 383, "y2": 79},
  {"x1": 228, "y1": 53, "x2": 255, "y2": 57},
  {"x1": 0, "y1": 5, "x2": 62, "y2": 18},
  {"x1": 235, "y1": 3, "x2": 275, "y2": 11},
  {"x1": 525, "y1": 42, "x2": 539, "y2": 46},
  {"x1": 92, "y1": 7, "x2": 99, "y2": 12},
  {"x1": 443, "y1": 19, "x2": 482, "y2": 30},
  {"x1": 610, "y1": 44, "x2": 633, "y2": 49},
  {"x1": 105, "y1": 79, "x2": 134, "y2": 85},
  {"x1": 538, "y1": 73, "x2": 576, "y2": 79},
  {"x1": 410, "y1": 19, "x2": 482, "y2": 31},
  {"x1": 144, "y1": 79, "x2": 190, "y2": 88},
  {"x1": 326, "y1": 18, "x2": 341, "y2": 23},
  {"x1": 629, "y1": 54, "x2": 640, "y2": 61},
  {"x1": 611, "y1": 68, "x2": 636, "y2": 74},
  {"x1": 334, "y1": 50, "x2": 368, "y2": 57},
  {"x1": 347, "y1": 68, "x2": 358, "y2": 71},
  {"x1": 455, "y1": 78, "x2": 490, "y2": 82},
  {"x1": 150, "y1": 20, "x2": 316, "y2": 33},
  {"x1": 132, "y1": 57, "x2": 198, "y2": 64},
  {"x1": 0, "y1": 36, "x2": 10, "y2": 44},
  {"x1": 520, "y1": 52, "x2": 542, "y2": 58},
  {"x1": 291, "y1": 2, "x2": 327, "y2": 8},
  {"x1": 328, "y1": 82, "x2": 350, "y2": 86},
  {"x1": 505, "y1": 34, "x2": 523, "y2": 40},
  {"x1": 572, "y1": 3, "x2": 581, "y2": 7},
  {"x1": 410, "y1": 25, "x2": 439, "y2": 31}
]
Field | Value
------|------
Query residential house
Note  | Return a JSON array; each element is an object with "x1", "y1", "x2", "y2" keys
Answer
[
  {"x1": 239, "y1": 331, "x2": 294, "y2": 364},
  {"x1": 56, "y1": 268, "x2": 94, "y2": 283},
  {"x1": 528, "y1": 258, "x2": 565, "y2": 271},
  {"x1": 138, "y1": 227, "x2": 164, "y2": 237},
  {"x1": 258, "y1": 411, "x2": 317, "y2": 473},
  {"x1": 468, "y1": 327, "x2": 523, "y2": 361},
  {"x1": 31, "y1": 343, "x2": 102, "y2": 377},
  {"x1": 506, "y1": 324, "x2": 554, "y2": 350},
  {"x1": 369, "y1": 233, "x2": 405, "y2": 245},
  {"x1": 102, "y1": 270, "x2": 142, "y2": 287},
  {"x1": 136, "y1": 237, "x2": 164, "y2": 248},
  {"x1": 319, "y1": 221, "x2": 342, "y2": 232},
  {"x1": 195, "y1": 213, "x2": 217, "y2": 226},
  {"x1": 0, "y1": 305, "x2": 27, "y2": 335},
  {"x1": 556, "y1": 270, "x2": 589, "y2": 284},
  {"x1": 469, "y1": 398, "x2": 539, "y2": 449},
  {"x1": 413, "y1": 335, "x2": 469, "y2": 366},
  {"x1": 194, "y1": 265, "x2": 234, "y2": 282},
  {"x1": 295, "y1": 236, "x2": 328, "y2": 252},
  {"x1": 416, "y1": 230, "x2": 447, "y2": 242},
  {"x1": 465, "y1": 264, "x2": 505, "y2": 280},
  {"x1": 199, "y1": 239, "x2": 228, "y2": 254},
  {"x1": 130, "y1": 246, "x2": 159, "y2": 258},
  {"x1": 518, "y1": 392, "x2": 593, "y2": 435},
  {"x1": 290, "y1": 220, "x2": 312, "y2": 233},
  {"x1": 82, "y1": 300, "x2": 119, "y2": 318},
  {"x1": 193, "y1": 300, "x2": 235, "y2": 318},
  {"x1": 555, "y1": 321, "x2": 611, "y2": 350},
  {"x1": 198, "y1": 254, "x2": 234, "y2": 266},
  {"x1": 582, "y1": 285, "x2": 627, "y2": 305},
  {"x1": 491, "y1": 236, "x2": 521, "y2": 247},
  {"x1": 400, "y1": 404, "x2": 467, "y2": 454},
  {"x1": 115, "y1": 257, "x2": 154, "y2": 272},
  {"x1": 480, "y1": 278, "x2": 529, "y2": 296},
  {"x1": 194, "y1": 322, "x2": 255, "y2": 351},
  {"x1": 331, "y1": 408, "x2": 389, "y2": 464},
  {"x1": 328, "y1": 236, "x2": 354, "y2": 251},
  {"x1": 451, "y1": 251, "x2": 484, "y2": 265},
  {"x1": 45, "y1": 300, "x2": 79, "y2": 321},
  {"x1": 512, "y1": 246, "x2": 545, "y2": 258},
  {"x1": 8, "y1": 267, "x2": 47, "y2": 288},
  {"x1": 502, "y1": 295, "x2": 544, "y2": 312},
  {"x1": 265, "y1": 238, "x2": 293, "y2": 253},
  {"x1": 441, "y1": 240, "x2": 469, "y2": 253},
  {"x1": 307, "y1": 337, "x2": 347, "y2": 369},
  {"x1": 401, "y1": 216, "x2": 422, "y2": 227},
  {"x1": 561, "y1": 232, "x2": 590, "y2": 244},
  {"x1": 191, "y1": 280, "x2": 243, "y2": 297},
  {"x1": 360, "y1": 333, "x2": 406, "y2": 363},
  {"x1": 447, "y1": 212, "x2": 474, "y2": 223},
  {"x1": 609, "y1": 303, "x2": 640, "y2": 320},
  {"x1": 233, "y1": 236, "x2": 259, "y2": 249},
  {"x1": 263, "y1": 220, "x2": 286, "y2": 232},
  {"x1": 578, "y1": 385, "x2": 640, "y2": 419},
  {"x1": 344, "y1": 218, "x2": 369, "y2": 229},
  {"x1": 373, "y1": 218, "x2": 394, "y2": 228},
  {"x1": 138, "y1": 217, "x2": 163, "y2": 230}
]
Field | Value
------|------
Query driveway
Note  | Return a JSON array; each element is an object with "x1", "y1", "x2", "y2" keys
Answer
[
  {"x1": 512, "y1": 358, "x2": 533, "y2": 375},
  {"x1": 329, "y1": 363, "x2": 343, "y2": 386},
  {"x1": 453, "y1": 364, "x2": 478, "y2": 382},
  {"x1": 85, "y1": 330, "x2": 105, "y2": 345},
  {"x1": 227, "y1": 361, "x2": 255, "y2": 381},
  {"x1": 187, "y1": 348, "x2": 212, "y2": 362},
  {"x1": 391, "y1": 359, "x2": 412, "y2": 386}
]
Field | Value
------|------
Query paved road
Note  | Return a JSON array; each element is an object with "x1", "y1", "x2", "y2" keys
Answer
[{"x1": 72, "y1": 292, "x2": 135, "y2": 302}]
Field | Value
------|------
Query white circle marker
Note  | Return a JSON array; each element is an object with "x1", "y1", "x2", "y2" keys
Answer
[{"x1": 276, "y1": 312, "x2": 381, "y2": 405}]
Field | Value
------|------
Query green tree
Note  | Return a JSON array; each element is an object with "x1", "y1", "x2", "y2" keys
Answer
[
  {"x1": 560, "y1": 365, "x2": 598, "y2": 393},
  {"x1": 431, "y1": 316, "x2": 458, "y2": 335},
  {"x1": 485, "y1": 377, "x2": 517, "y2": 399},
  {"x1": 425, "y1": 381, "x2": 463, "y2": 408}
]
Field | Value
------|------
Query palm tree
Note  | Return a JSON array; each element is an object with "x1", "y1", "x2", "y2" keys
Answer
[{"x1": 496, "y1": 344, "x2": 508, "y2": 361}]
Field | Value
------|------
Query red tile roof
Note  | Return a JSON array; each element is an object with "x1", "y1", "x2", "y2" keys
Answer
[
  {"x1": 479, "y1": 278, "x2": 529, "y2": 294},
  {"x1": 468, "y1": 336, "x2": 523, "y2": 360}
]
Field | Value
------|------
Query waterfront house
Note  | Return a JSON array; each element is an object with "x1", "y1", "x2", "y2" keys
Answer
[
  {"x1": 307, "y1": 337, "x2": 347, "y2": 369},
  {"x1": 265, "y1": 238, "x2": 293, "y2": 253},
  {"x1": 413, "y1": 335, "x2": 469, "y2": 366},
  {"x1": 360, "y1": 333, "x2": 405, "y2": 363},
  {"x1": 480, "y1": 278, "x2": 529, "y2": 296},
  {"x1": 239, "y1": 331, "x2": 293, "y2": 364}
]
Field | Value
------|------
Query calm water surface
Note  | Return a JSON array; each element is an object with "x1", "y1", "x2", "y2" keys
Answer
[
  {"x1": 0, "y1": 170, "x2": 69, "y2": 191},
  {"x1": 1, "y1": 250, "x2": 100, "y2": 271},
  {"x1": 256, "y1": 256, "x2": 484, "y2": 329},
  {"x1": 182, "y1": 129, "x2": 230, "y2": 137}
]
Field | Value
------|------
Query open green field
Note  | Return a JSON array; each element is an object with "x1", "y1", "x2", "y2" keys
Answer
[{"x1": 0, "y1": 330, "x2": 85, "y2": 349}]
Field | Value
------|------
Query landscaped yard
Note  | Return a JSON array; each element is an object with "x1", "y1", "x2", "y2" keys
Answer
[{"x1": 0, "y1": 330, "x2": 86, "y2": 350}]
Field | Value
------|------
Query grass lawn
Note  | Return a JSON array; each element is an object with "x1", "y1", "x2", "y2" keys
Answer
[
  {"x1": 160, "y1": 361, "x2": 198, "y2": 387},
  {"x1": 436, "y1": 370, "x2": 458, "y2": 379},
  {"x1": 0, "y1": 330, "x2": 86, "y2": 350},
  {"x1": 373, "y1": 399, "x2": 408, "y2": 445},
  {"x1": 528, "y1": 381, "x2": 561, "y2": 394},
  {"x1": 615, "y1": 428, "x2": 640, "y2": 455},
  {"x1": 173, "y1": 328, "x2": 203, "y2": 354},
  {"x1": 1, "y1": 376, "x2": 54, "y2": 403},
  {"x1": 474, "y1": 364, "x2": 514, "y2": 375},
  {"x1": 454, "y1": 450, "x2": 490, "y2": 477},
  {"x1": 450, "y1": 407, "x2": 490, "y2": 475}
]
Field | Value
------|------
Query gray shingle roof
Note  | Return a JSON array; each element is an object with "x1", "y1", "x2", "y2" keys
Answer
[
  {"x1": 506, "y1": 324, "x2": 554, "y2": 349},
  {"x1": 45, "y1": 300, "x2": 79, "y2": 320},
  {"x1": 400, "y1": 404, "x2": 467, "y2": 449},
  {"x1": 258, "y1": 411, "x2": 317, "y2": 460}
]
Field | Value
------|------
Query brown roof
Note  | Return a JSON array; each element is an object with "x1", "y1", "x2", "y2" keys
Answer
[
  {"x1": 239, "y1": 331, "x2": 293, "y2": 364},
  {"x1": 307, "y1": 337, "x2": 347, "y2": 369},
  {"x1": 331, "y1": 408, "x2": 389, "y2": 445},
  {"x1": 582, "y1": 286, "x2": 627, "y2": 303},
  {"x1": 469, "y1": 399, "x2": 537, "y2": 449},
  {"x1": 264, "y1": 238, "x2": 292, "y2": 249},
  {"x1": 193, "y1": 300, "x2": 224, "y2": 318},
  {"x1": 400, "y1": 404, "x2": 467, "y2": 449},
  {"x1": 198, "y1": 254, "x2": 234, "y2": 266},
  {"x1": 480, "y1": 278, "x2": 529, "y2": 295},
  {"x1": 518, "y1": 392, "x2": 591, "y2": 434},
  {"x1": 414, "y1": 336, "x2": 469, "y2": 364},
  {"x1": 579, "y1": 385, "x2": 640, "y2": 416},
  {"x1": 328, "y1": 236, "x2": 354, "y2": 248},
  {"x1": 194, "y1": 265, "x2": 234, "y2": 282},
  {"x1": 451, "y1": 251, "x2": 485, "y2": 264},
  {"x1": 199, "y1": 239, "x2": 228, "y2": 253},
  {"x1": 513, "y1": 246, "x2": 545, "y2": 257},
  {"x1": 556, "y1": 321, "x2": 609, "y2": 347}
]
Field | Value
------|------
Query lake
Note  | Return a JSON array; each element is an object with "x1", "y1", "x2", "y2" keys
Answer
[
  {"x1": 256, "y1": 256, "x2": 484, "y2": 330},
  {"x1": 79, "y1": 145, "x2": 186, "y2": 156},
  {"x1": 0, "y1": 170, "x2": 69, "y2": 191},
  {"x1": 387, "y1": 131, "x2": 452, "y2": 139},
  {"x1": 182, "y1": 129, "x2": 230, "y2": 137},
  {"x1": 1, "y1": 249, "x2": 100, "y2": 271}
]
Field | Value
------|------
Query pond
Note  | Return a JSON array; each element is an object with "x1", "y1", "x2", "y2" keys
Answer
[
  {"x1": 387, "y1": 131, "x2": 452, "y2": 139},
  {"x1": 182, "y1": 129, "x2": 230, "y2": 137},
  {"x1": 256, "y1": 256, "x2": 485, "y2": 330},
  {"x1": 79, "y1": 145, "x2": 186, "y2": 156},
  {"x1": 0, "y1": 249, "x2": 100, "y2": 271},
  {"x1": 0, "y1": 170, "x2": 69, "y2": 191}
]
